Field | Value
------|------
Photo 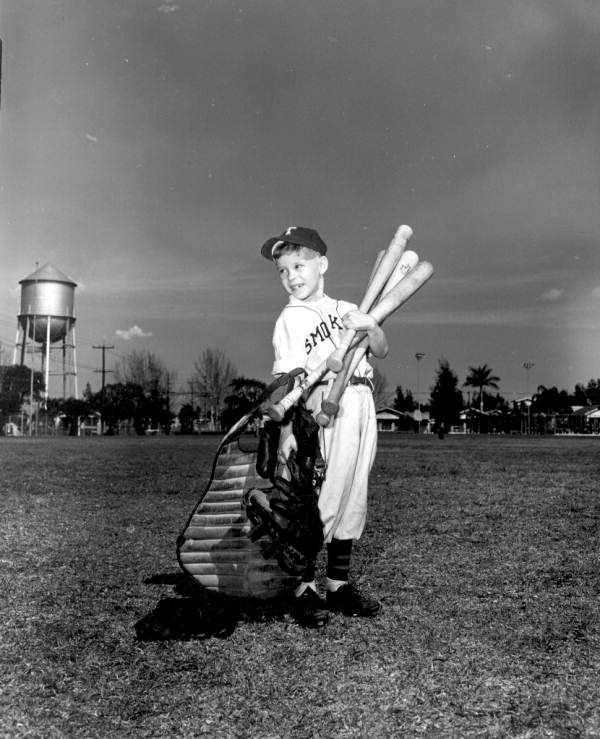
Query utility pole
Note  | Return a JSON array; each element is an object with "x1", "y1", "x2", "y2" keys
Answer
[{"x1": 93, "y1": 343, "x2": 114, "y2": 432}]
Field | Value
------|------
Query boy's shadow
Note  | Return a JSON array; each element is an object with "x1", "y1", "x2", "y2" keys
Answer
[{"x1": 134, "y1": 572, "x2": 292, "y2": 642}]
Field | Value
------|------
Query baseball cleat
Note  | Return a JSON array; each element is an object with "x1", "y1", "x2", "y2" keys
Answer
[
  {"x1": 326, "y1": 584, "x2": 381, "y2": 617},
  {"x1": 292, "y1": 588, "x2": 329, "y2": 628}
]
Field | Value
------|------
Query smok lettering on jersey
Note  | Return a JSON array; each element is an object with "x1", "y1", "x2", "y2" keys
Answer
[{"x1": 305, "y1": 314, "x2": 344, "y2": 354}]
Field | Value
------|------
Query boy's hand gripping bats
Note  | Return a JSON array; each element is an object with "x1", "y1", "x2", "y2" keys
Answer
[{"x1": 266, "y1": 225, "x2": 434, "y2": 423}]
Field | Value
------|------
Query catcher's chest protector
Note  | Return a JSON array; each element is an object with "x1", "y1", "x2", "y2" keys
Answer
[{"x1": 177, "y1": 432, "x2": 298, "y2": 599}]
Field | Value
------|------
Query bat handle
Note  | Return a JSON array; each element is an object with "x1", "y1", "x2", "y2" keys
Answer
[
  {"x1": 266, "y1": 334, "x2": 366, "y2": 421},
  {"x1": 267, "y1": 385, "x2": 304, "y2": 422},
  {"x1": 266, "y1": 357, "x2": 331, "y2": 421},
  {"x1": 315, "y1": 401, "x2": 338, "y2": 428},
  {"x1": 318, "y1": 340, "x2": 368, "y2": 426},
  {"x1": 326, "y1": 328, "x2": 356, "y2": 372}
]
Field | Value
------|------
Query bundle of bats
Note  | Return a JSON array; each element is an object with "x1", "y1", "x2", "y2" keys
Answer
[{"x1": 266, "y1": 224, "x2": 434, "y2": 426}]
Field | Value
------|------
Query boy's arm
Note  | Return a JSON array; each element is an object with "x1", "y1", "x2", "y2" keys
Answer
[
  {"x1": 269, "y1": 374, "x2": 298, "y2": 463},
  {"x1": 342, "y1": 310, "x2": 389, "y2": 358},
  {"x1": 277, "y1": 421, "x2": 297, "y2": 464}
]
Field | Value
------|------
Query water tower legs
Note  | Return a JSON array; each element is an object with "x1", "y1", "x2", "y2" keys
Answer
[{"x1": 14, "y1": 316, "x2": 78, "y2": 400}]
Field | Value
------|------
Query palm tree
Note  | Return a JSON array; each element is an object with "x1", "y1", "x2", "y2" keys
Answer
[{"x1": 463, "y1": 364, "x2": 500, "y2": 412}]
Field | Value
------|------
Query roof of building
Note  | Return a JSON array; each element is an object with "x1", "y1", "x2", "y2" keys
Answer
[
  {"x1": 20, "y1": 263, "x2": 77, "y2": 286},
  {"x1": 375, "y1": 407, "x2": 409, "y2": 419},
  {"x1": 572, "y1": 405, "x2": 600, "y2": 417}
]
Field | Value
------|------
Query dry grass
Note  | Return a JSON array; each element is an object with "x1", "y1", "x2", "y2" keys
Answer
[{"x1": 1, "y1": 434, "x2": 599, "y2": 737}]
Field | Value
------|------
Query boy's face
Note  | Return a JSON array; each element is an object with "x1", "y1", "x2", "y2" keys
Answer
[{"x1": 274, "y1": 248, "x2": 328, "y2": 302}]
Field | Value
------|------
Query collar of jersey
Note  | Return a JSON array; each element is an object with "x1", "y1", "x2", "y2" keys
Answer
[{"x1": 287, "y1": 293, "x2": 331, "y2": 306}]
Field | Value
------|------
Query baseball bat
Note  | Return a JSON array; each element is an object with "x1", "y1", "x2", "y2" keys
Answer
[
  {"x1": 380, "y1": 249, "x2": 419, "y2": 291},
  {"x1": 267, "y1": 260, "x2": 434, "y2": 422},
  {"x1": 368, "y1": 260, "x2": 434, "y2": 326},
  {"x1": 266, "y1": 334, "x2": 366, "y2": 422},
  {"x1": 326, "y1": 225, "x2": 413, "y2": 372},
  {"x1": 315, "y1": 345, "x2": 365, "y2": 426},
  {"x1": 316, "y1": 250, "x2": 420, "y2": 426}
]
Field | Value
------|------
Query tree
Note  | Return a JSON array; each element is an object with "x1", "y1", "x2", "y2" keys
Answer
[
  {"x1": 586, "y1": 379, "x2": 600, "y2": 405},
  {"x1": 46, "y1": 397, "x2": 90, "y2": 435},
  {"x1": 390, "y1": 384, "x2": 417, "y2": 432},
  {"x1": 191, "y1": 348, "x2": 237, "y2": 428},
  {"x1": 429, "y1": 359, "x2": 464, "y2": 436},
  {"x1": 178, "y1": 403, "x2": 198, "y2": 434},
  {"x1": 532, "y1": 385, "x2": 572, "y2": 415},
  {"x1": 221, "y1": 377, "x2": 267, "y2": 428},
  {"x1": 114, "y1": 349, "x2": 173, "y2": 395},
  {"x1": 0, "y1": 365, "x2": 45, "y2": 428},
  {"x1": 393, "y1": 385, "x2": 416, "y2": 413},
  {"x1": 572, "y1": 379, "x2": 600, "y2": 407},
  {"x1": 463, "y1": 364, "x2": 500, "y2": 412},
  {"x1": 112, "y1": 350, "x2": 175, "y2": 433},
  {"x1": 86, "y1": 382, "x2": 145, "y2": 434},
  {"x1": 370, "y1": 364, "x2": 391, "y2": 410}
]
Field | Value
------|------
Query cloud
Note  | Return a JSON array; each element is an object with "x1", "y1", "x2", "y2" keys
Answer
[
  {"x1": 539, "y1": 288, "x2": 565, "y2": 302},
  {"x1": 85, "y1": 133, "x2": 99, "y2": 143},
  {"x1": 157, "y1": 2, "x2": 179, "y2": 13},
  {"x1": 115, "y1": 325, "x2": 153, "y2": 340},
  {"x1": 592, "y1": 286, "x2": 600, "y2": 298}
]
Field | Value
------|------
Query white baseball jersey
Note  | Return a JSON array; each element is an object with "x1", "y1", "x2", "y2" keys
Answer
[{"x1": 272, "y1": 294, "x2": 378, "y2": 543}]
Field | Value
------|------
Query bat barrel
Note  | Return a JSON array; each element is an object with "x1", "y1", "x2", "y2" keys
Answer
[
  {"x1": 315, "y1": 410, "x2": 333, "y2": 427},
  {"x1": 321, "y1": 399, "x2": 340, "y2": 415}
]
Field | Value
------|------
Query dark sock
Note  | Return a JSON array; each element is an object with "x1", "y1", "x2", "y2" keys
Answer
[{"x1": 326, "y1": 538, "x2": 353, "y2": 582}]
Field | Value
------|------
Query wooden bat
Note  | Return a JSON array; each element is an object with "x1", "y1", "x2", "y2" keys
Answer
[
  {"x1": 315, "y1": 345, "x2": 364, "y2": 426},
  {"x1": 367, "y1": 259, "x2": 433, "y2": 326},
  {"x1": 326, "y1": 225, "x2": 413, "y2": 372},
  {"x1": 316, "y1": 250, "x2": 420, "y2": 426},
  {"x1": 266, "y1": 259, "x2": 434, "y2": 422},
  {"x1": 266, "y1": 334, "x2": 367, "y2": 422},
  {"x1": 379, "y1": 249, "x2": 419, "y2": 293}
]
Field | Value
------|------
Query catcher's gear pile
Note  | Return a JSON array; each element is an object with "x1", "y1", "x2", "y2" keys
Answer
[
  {"x1": 245, "y1": 404, "x2": 325, "y2": 576},
  {"x1": 177, "y1": 374, "x2": 324, "y2": 599}
]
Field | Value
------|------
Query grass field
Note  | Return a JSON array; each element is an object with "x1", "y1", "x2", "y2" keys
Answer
[{"x1": 1, "y1": 433, "x2": 599, "y2": 738}]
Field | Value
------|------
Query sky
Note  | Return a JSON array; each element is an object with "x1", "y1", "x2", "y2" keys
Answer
[{"x1": 1, "y1": 0, "x2": 599, "y2": 405}]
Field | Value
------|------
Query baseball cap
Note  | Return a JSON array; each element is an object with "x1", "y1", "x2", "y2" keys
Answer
[{"x1": 260, "y1": 226, "x2": 328, "y2": 260}]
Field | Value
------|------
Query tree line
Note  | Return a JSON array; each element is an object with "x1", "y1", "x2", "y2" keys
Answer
[
  {"x1": 412, "y1": 359, "x2": 600, "y2": 435},
  {"x1": 1, "y1": 350, "x2": 598, "y2": 436},
  {"x1": 0, "y1": 348, "x2": 262, "y2": 435}
]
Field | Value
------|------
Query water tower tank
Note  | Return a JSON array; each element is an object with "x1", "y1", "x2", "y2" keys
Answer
[{"x1": 18, "y1": 263, "x2": 77, "y2": 344}]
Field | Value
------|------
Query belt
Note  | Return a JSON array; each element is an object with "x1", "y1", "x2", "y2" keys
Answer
[
  {"x1": 350, "y1": 376, "x2": 374, "y2": 389},
  {"x1": 314, "y1": 376, "x2": 373, "y2": 390}
]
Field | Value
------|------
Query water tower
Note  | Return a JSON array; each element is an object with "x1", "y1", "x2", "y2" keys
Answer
[{"x1": 13, "y1": 263, "x2": 79, "y2": 400}]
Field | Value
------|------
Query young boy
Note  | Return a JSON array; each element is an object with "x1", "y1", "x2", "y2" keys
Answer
[{"x1": 261, "y1": 226, "x2": 388, "y2": 628}]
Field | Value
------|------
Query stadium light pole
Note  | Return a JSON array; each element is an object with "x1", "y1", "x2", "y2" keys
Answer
[
  {"x1": 415, "y1": 352, "x2": 426, "y2": 431},
  {"x1": 523, "y1": 361, "x2": 535, "y2": 395},
  {"x1": 523, "y1": 362, "x2": 535, "y2": 434}
]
